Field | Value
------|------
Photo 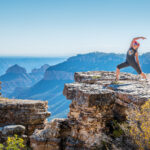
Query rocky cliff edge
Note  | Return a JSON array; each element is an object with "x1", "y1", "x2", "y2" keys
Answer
[
  {"x1": 30, "y1": 71, "x2": 150, "y2": 150},
  {"x1": 0, "y1": 98, "x2": 50, "y2": 145}
]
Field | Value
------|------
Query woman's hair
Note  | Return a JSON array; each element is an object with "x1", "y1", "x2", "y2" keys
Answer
[{"x1": 134, "y1": 41, "x2": 140, "y2": 46}]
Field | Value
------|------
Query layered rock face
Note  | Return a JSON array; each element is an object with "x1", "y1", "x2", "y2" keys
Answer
[
  {"x1": 0, "y1": 98, "x2": 50, "y2": 143},
  {"x1": 30, "y1": 71, "x2": 150, "y2": 150}
]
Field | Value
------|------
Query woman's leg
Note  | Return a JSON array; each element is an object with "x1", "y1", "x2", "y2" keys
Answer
[
  {"x1": 116, "y1": 68, "x2": 120, "y2": 80},
  {"x1": 130, "y1": 61, "x2": 147, "y2": 79},
  {"x1": 116, "y1": 61, "x2": 129, "y2": 80},
  {"x1": 140, "y1": 72, "x2": 147, "y2": 79}
]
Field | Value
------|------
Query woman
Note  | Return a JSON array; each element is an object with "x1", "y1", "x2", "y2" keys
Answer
[{"x1": 116, "y1": 37, "x2": 147, "y2": 80}]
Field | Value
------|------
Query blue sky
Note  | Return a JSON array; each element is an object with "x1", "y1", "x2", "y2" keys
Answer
[{"x1": 0, "y1": 0, "x2": 150, "y2": 57}]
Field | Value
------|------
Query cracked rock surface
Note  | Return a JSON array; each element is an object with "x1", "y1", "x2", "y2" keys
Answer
[{"x1": 30, "y1": 71, "x2": 150, "y2": 150}]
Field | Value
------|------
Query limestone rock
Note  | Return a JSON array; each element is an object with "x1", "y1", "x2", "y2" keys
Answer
[
  {"x1": 0, "y1": 98, "x2": 50, "y2": 146},
  {"x1": 30, "y1": 118, "x2": 71, "y2": 150},
  {"x1": 31, "y1": 71, "x2": 150, "y2": 150},
  {"x1": 1, "y1": 125, "x2": 25, "y2": 135},
  {"x1": 0, "y1": 125, "x2": 27, "y2": 144}
]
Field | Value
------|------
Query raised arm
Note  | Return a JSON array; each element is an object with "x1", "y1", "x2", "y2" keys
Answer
[{"x1": 130, "y1": 37, "x2": 146, "y2": 47}]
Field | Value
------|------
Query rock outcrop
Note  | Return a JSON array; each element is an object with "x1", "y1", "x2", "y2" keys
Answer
[
  {"x1": 0, "y1": 98, "x2": 50, "y2": 144},
  {"x1": 30, "y1": 71, "x2": 150, "y2": 150}
]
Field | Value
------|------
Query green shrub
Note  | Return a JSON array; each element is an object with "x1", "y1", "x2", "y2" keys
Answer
[
  {"x1": 111, "y1": 120, "x2": 124, "y2": 138},
  {"x1": 0, "y1": 144, "x2": 4, "y2": 150},
  {"x1": 127, "y1": 99, "x2": 150, "y2": 150},
  {"x1": 0, "y1": 134, "x2": 25, "y2": 150}
]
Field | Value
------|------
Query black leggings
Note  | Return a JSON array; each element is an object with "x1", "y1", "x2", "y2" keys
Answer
[{"x1": 117, "y1": 60, "x2": 142, "y2": 74}]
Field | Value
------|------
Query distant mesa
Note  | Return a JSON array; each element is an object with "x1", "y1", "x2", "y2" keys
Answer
[
  {"x1": 0, "y1": 64, "x2": 49, "y2": 98},
  {"x1": 31, "y1": 64, "x2": 50, "y2": 74},
  {"x1": 44, "y1": 70, "x2": 74, "y2": 80},
  {"x1": 6, "y1": 64, "x2": 27, "y2": 74}
]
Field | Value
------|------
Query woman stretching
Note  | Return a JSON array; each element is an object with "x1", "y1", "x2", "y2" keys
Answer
[{"x1": 116, "y1": 37, "x2": 147, "y2": 80}]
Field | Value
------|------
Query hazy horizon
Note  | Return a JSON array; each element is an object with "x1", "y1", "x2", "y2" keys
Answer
[{"x1": 0, "y1": 50, "x2": 150, "y2": 58}]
